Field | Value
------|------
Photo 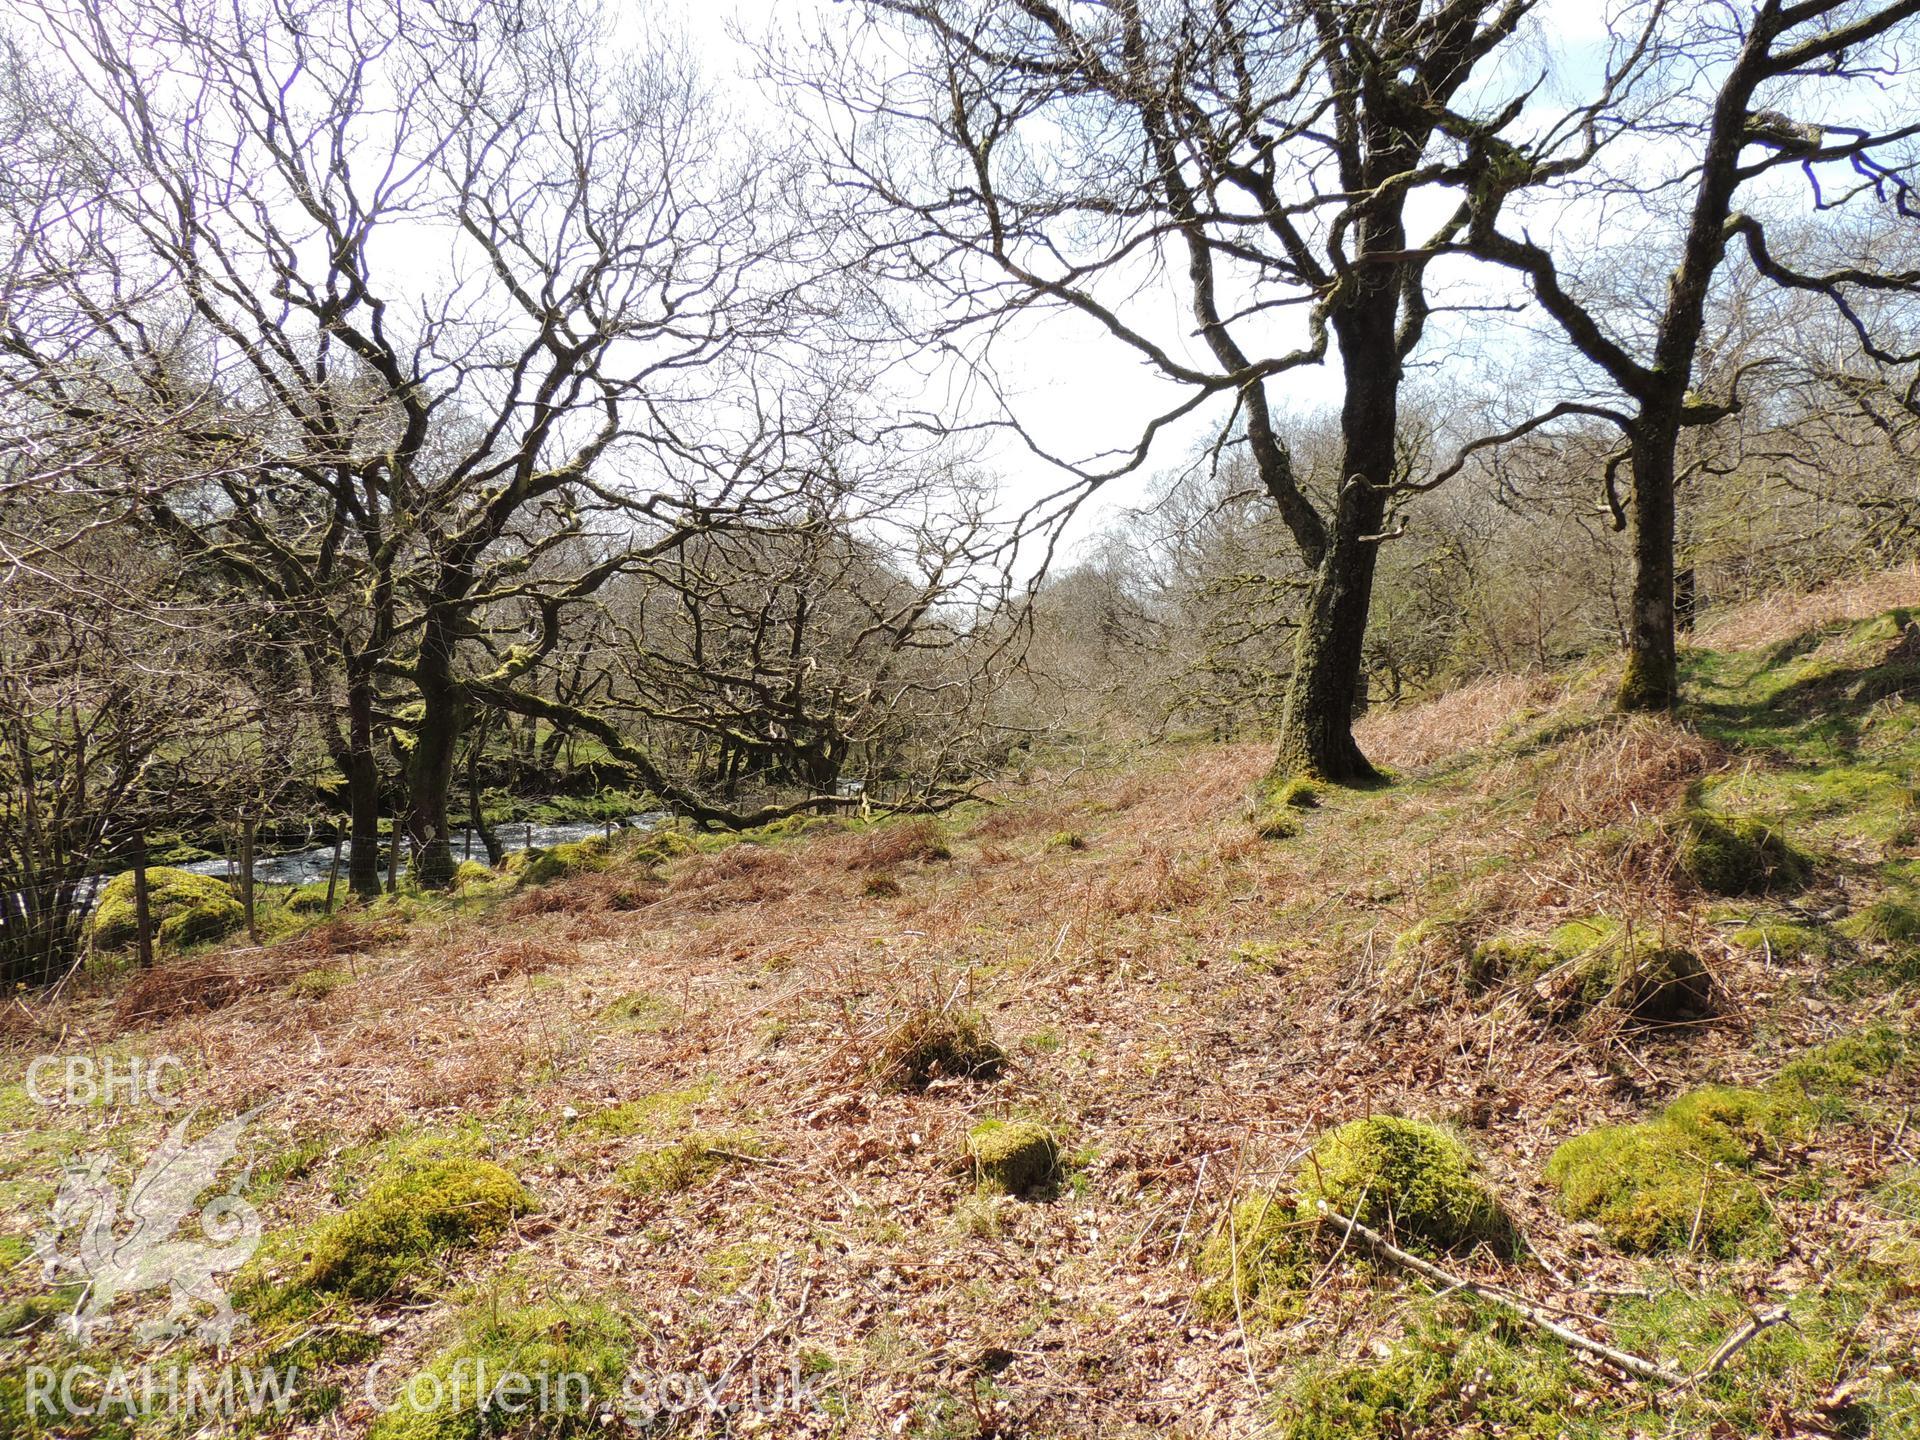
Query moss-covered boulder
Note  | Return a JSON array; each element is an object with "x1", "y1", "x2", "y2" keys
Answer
[
  {"x1": 1545, "y1": 1085, "x2": 1808, "y2": 1255},
  {"x1": 1296, "y1": 1116, "x2": 1510, "y2": 1253},
  {"x1": 628, "y1": 826, "x2": 697, "y2": 867},
  {"x1": 91, "y1": 867, "x2": 243, "y2": 952},
  {"x1": 514, "y1": 835, "x2": 613, "y2": 886},
  {"x1": 285, "y1": 880, "x2": 337, "y2": 914},
  {"x1": 450, "y1": 859, "x2": 495, "y2": 890},
  {"x1": 967, "y1": 1119, "x2": 1058, "y2": 1195},
  {"x1": 1671, "y1": 812, "x2": 1810, "y2": 896},
  {"x1": 297, "y1": 1157, "x2": 532, "y2": 1300}
]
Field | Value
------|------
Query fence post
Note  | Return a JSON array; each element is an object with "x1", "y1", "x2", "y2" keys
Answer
[
  {"x1": 240, "y1": 814, "x2": 257, "y2": 942},
  {"x1": 132, "y1": 831, "x2": 154, "y2": 970},
  {"x1": 324, "y1": 834, "x2": 342, "y2": 915}
]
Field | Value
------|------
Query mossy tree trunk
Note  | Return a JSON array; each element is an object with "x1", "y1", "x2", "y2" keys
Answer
[
  {"x1": 1270, "y1": 287, "x2": 1399, "y2": 783},
  {"x1": 1619, "y1": 424, "x2": 1682, "y2": 712}
]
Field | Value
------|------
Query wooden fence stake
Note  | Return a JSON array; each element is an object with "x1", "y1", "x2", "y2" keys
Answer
[
  {"x1": 324, "y1": 834, "x2": 342, "y2": 915},
  {"x1": 132, "y1": 830, "x2": 153, "y2": 970},
  {"x1": 239, "y1": 814, "x2": 257, "y2": 942}
]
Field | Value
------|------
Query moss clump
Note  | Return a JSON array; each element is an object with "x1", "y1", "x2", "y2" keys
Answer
[
  {"x1": 514, "y1": 835, "x2": 613, "y2": 886},
  {"x1": 1604, "y1": 940, "x2": 1714, "y2": 1021},
  {"x1": 1487, "y1": 918, "x2": 1711, "y2": 1022},
  {"x1": 1296, "y1": 1117, "x2": 1510, "y2": 1254},
  {"x1": 1467, "y1": 935, "x2": 1557, "y2": 993},
  {"x1": 368, "y1": 1288, "x2": 632, "y2": 1440},
  {"x1": 872, "y1": 1006, "x2": 1005, "y2": 1091},
  {"x1": 1544, "y1": 1084, "x2": 1808, "y2": 1255},
  {"x1": 1271, "y1": 777, "x2": 1321, "y2": 809},
  {"x1": 1278, "y1": 1297, "x2": 1585, "y2": 1440},
  {"x1": 1196, "y1": 1189, "x2": 1307, "y2": 1320},
  {"x1": 1047, "y1": 830, "x2": 1088, "y2": 851},
  {"x1": 1252, "y1": 810, "x2": 1300, "y2": 840},
  {"x1": 1250, "y1": 774, "x2": 1319, "y2": 840},
  {"x1": 966, "y1": 1120, "x2": 1057, "y2": 1195},
  {"x1": 287, "y1": 967, "x2": 353, "y2": 1002},
  {"x1": 450, "y1": 859, "x2": 495, "y2": 890},
  {"x1": 298, "y1": 1157, "x2": 533, "y2": 1300},
  {"x1": 616, "y1": 1132, "x2": 758, "y2": 1197},
  {"x1": 286, "y1": 879, "x2": 340, "y2": 914},
  {"x1": 572, "y1": 1083, "x2": 713, "y2": 1137},
  {"x1": 90, "y1": 866, "x2": 244, "y2": 951},
  {"x1": 1663, "y1": 1085, "x2": 1811, "y2": 1159},
  {"x1": 627, "y1": 826, "x2": 696, "y2": 866},
  {"x1": 1546, "y1": 1122, "x2": 1762, "y2": 1254},
  {"x1": 1672, "y1": 812, "x2": 1811, "y2": 896}
]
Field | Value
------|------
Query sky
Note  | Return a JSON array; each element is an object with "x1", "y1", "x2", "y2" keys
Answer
[{"x1": 661, "y1": 0, "x2": 1629, "y2": 556}]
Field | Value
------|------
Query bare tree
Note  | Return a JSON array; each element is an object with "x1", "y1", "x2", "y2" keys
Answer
[
  {"x1": 6, "y1": 0, "x2": 894, "y2": 887},
  {"x1": 785, "y1": 0, "x2": 1550, "y2": 782},
  {"x1": 1463, "y1": 0, "x2": 1920, "y2": 709}
]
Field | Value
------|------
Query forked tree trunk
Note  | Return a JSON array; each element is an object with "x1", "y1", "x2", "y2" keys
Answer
[{"x1": 1619, "y1": 428, "x2": 1681, "y2": 712}]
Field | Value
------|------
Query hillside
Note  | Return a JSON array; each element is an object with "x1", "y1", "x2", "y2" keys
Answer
[{"x1": 6, "y1": 570, "x2": 1920, "y2": 1439}]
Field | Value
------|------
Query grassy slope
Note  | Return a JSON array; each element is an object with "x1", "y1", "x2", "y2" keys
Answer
[{"x1": 4, "y1": 570, "x2": 1920, "y2": 1438}]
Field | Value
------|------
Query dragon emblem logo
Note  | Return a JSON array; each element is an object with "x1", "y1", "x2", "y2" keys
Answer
[{"x1": 33, "y1": 1106, "x2": 267, "y2": 1345}]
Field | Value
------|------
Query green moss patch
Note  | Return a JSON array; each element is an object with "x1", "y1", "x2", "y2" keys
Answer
[
  {"x1": 1277, "y1": 1297, "x2": 1586, "y2": 1440},
  {"x1": 1250, "y1": 775, "x2": 1319, "y2": 840},
  {"x1": 450, "y1": 859, "x2": 496, "y2": 890},
  {"x1": 571, "y1": 1082, "x2": 714, "y2": 1138},
  {"x1": 287, "y1": 966, "x2": 353, "y2": 1002},
  {"x1": 1672, "y1": 812, "x2": 1811, "y2": 896},
  {"x1": 616, "y1": 1132, "x2": 760, "y2": 1197},
  {"x1": 1544, "y1": 1085, "x2": 1810, "y2": 1255},
  {"x1": 368, "y1": 1287, "x2": 632, "y2": 1440},
  {"x1": 90, "y1": 866, "x2": 243, "y2": 951},
  {"x1": 1774, "y1": 1024, "x2": 1913, "y2": 1103},
  {"x1": 1730, "y1": 919, "x2": 1835, "y2": 961},
  {"x1": 966, "y1": 1120, "x2": 1058, "y2": 1196},
  {"x1": 600, "y1": 991, "x2": 680, "y2": 1032},
  {"x1": 286, "y1": 879, "x2": 341, "y2": 914},
  {"x1": 1844, "y1": 897, "x2": 1920, "y2": 945},
  {"x1": 1297, "y1": 1117, "x2": 1510, "y2": 1254},
  {"x1": 295, "y1": 1156, "x2": 533, "y2": 1300}
]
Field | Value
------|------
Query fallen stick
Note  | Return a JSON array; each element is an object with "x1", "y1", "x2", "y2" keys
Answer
[
  {"x1": 1314, "y1": 1203, "x2": 1685, "y2": 1386},
  {"x1": 1684, "y1": 1304, "x2": 1793, "y2": 1387}
]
